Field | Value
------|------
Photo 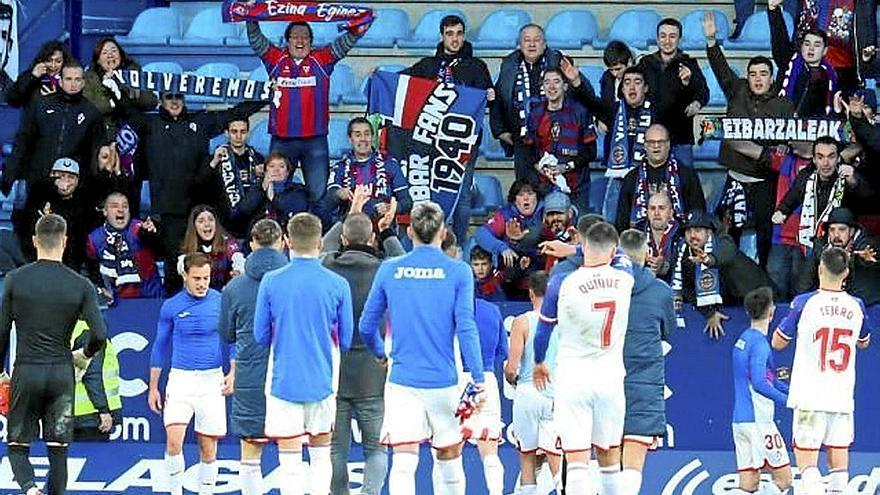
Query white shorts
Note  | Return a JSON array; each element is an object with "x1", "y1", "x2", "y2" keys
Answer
[
  {"x1": 264, "y1": 393, "x2": 336, "y2": 439},
  {"x1": 511, "y1": 382, "x2": 559, "y2": 455},
  {"x1": 732, "y1": 422, "x2": 791, "y2": 471},
  {"x1": 792, "y1": 410, "x2": 854, "y2": 450},
  {"x1": 461, "y1": 373, "x2": 502, "y2": 441},
  {"x1": 380, "y1": 382, "x2": 462, "y2": 448},
  {"x1": 554, "y1": 367, "x2": 624, "y2": 452},
  {"x1": 623, "y1": 435, "x2": 660, "y2": 450},
  {"x1": 164, "y1": 368, "x2": 227, "y2": 437}
]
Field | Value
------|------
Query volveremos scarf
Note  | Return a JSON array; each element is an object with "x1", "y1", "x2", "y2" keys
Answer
[
  {"x1": 717, "y1": 179, "x2": 748, "y2": 228},
  {"x1": 513, "y1": 54, "x2": 548, "y2": 138},
  {"x1": 99, "y1": 223, "x2": 141, "y2": 286},
  {"x1": 672, "y1": 233, "x2": 722, "y2": 307},
  {"x1": 340, "y1": 151, "x2": 389, "y2": 198},
  {"x1": 778, "y1": 52, "x2": 838, "y2": 116},
  {"x1": 222, "y1": 1, "x2": 374, "y2": 31},
  {"x1": 218, "y1": 144, "x2": 260, "y2": 216},
  {"x1": 799, "y1": 172, "x2": 846, "y2": 248},
  {"x1": 608, "y1": 99, "x2": 652, "y2": 178},
  {"x1": 631, "y1": 156, "x2": 684, "y2": 228}
]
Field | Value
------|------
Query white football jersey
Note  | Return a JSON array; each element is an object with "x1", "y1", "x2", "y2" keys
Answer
[
  {"x1": 543, "y1": 263, "x2": 634, "y2": 377},
  {"x1": 775, "y1": 289, "x2": 871, "y2": 413}
]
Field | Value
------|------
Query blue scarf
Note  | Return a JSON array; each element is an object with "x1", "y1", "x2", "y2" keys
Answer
[
  {"x1": 608, "y1": 99, "x2": 652, "y2": 178},
  {"x1": 717, "y1": 179, "x2": 748, "y2": 228},
  {"x1": 631, "y1": 157, "x2": 684, "y2": 228},
  {"x1": 672, "y1": 233, "x2": 722, "y2": 308},
  {"x1": 778, "y1": 52, "x2": 838, "y2": 116},
  {"x1": 98, "y1": 222, "x2": 141, "y2": 287},
  {"x1": 513, "y1": 55, "x2": 548, "y2": 138},
  {"x1": 218, "y1": 144, "x2": 260, "y2": 217}
]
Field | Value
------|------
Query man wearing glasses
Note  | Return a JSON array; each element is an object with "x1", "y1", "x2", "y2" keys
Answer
[
  {"x1": 119, "y1": 90, "x2": 265, "y2": 294},
  {"x1": 615, "y1": 124, "x2": 706, "y2": 232}
]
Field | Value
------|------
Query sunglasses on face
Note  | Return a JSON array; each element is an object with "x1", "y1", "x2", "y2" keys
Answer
[{"x1": 163, "y1": 93, "x2": 184, "y2": 101}]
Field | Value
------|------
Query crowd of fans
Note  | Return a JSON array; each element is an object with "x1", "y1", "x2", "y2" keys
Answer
[{"x1": 1, "y1": 3, "x2": 879, "y2": 333}]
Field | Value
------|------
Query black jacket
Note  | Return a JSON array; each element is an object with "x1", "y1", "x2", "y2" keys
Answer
[
  {"x1": 776, "y1": 165, "x2": 874, "y2": 218},
  {"x1": 402, "y1": 41, "x2": 493, "y2": 90},
  {"x1": 707, "y1": 44, "x2": 796, "y2": 179},
  {"x1": 4, "y1": 91, "x2": 105, "y2": 187},
  {"x1": 797, "y1": 229, "x2": 880, "y2": 305},
  {"x1": 122, "y1": 100, "x2": 265, "y2": 216},
  {"x1": 849, "y1": 115, "x2": 880, "y2": 212},
  {"x1": 636, "y1": 50, "x2": 709, "y2": 145},
  {"x1": 615, "y1": 162, "x2": 707, "y2": 232}
]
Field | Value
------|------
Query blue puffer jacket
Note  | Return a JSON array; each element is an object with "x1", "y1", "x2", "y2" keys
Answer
[
  {"x1": 219, "y1": 247, "x2": 288, "y2": 438},
  {"x1": 623, "y1": 265, "x2": 677, "y2": 437}
]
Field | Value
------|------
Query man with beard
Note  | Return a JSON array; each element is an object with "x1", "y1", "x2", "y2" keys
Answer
[
  {"x1": 771, "y1": 137, "x2": 873, "y2": 298},
  {"x1": 672, "y1": 210, "x2": 772, "y2": 339},
  {"x1": 491, "y1": 24, "x2": 593, "y2": 182},
  {"x1": 86, "y1": 191, "x2": 162, "y2": 300},
  {"x1": 704, "y1": 11, "x2": 796, "y2": 266},
  {"x1": 208, "y1": 116, "x2": 265, "y2": 238},
  {"x1": 401, "y1": 14, "x2": 493, "y2": 245},
  {"x1": 637, "y1": 18, "x2": 709, "y2": 167},
  {"x1": 616, "y1": 124, "x2": 705, "y2": 232},
  {"x1": 796, "y1": 207, "x2": 880, "y2": 306}
]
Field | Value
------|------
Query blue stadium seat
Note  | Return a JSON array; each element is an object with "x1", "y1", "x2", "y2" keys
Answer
[
  {"x1": 545, "y1": 10, "x2": 599, "y2": 49},
  {"x1": 480, "y1": 118, "x2": 507, "y2": 161},
  {"x1": 592, "y1": 9, "x2": 662, "y2": 50},
  {"x1": 473, "y1": 9, "x2": 531, "y2": 49},
  {"x1": 328, "y1": 118, "x2": 350, "y2": 159},
  {"x1": 170, "y1": 5, "x2": 241, "y2": 46},
  {"x1": 398, "y1": 9, "x2": 468, "y2": 49},
  {"x1": 247, "y1": 119, "x2": 271, "y2": 157},
  {"x1": 188, "y1": 63, "x2": 242, "y2": 104},
  {"x1": 589, "y1": 176, "x2": 609, "y2": 215},
  {"x1": 694, "y1": 139, "x2": 721, "y2": 161},
  {"x1": 258, "y1": 21, "x2": 289, "y2": 45},
  {"x1": 359, "y1": 8, "x2": 410, "y2": 48},
  {"x1": 471, "y1": 173, "x2": 504, "y2": 216},
  {"x1": 461, "y1": 235, "x2": 478, "y2": 263},
  {"x1": 118, "y1": 8, "x2": 182, "y2": 46},
  {"x1": 724, "y1": 11, "x2": 793, "y2": 50},
  {"x1": 703, "y1": 64, "x2": 728, "y2": 107},
  {"x1": 579, "y1": 65, "x2": 605, "y2": 89},
  {"x1": 680, "y1": 10, "x2": 731, "y2": 50},
  {"x1": 250, "y1": 64, "x2": 268, "y2": 81},
  {"x1": 312, "y1": 22, "x2": 345, "y2": 46},
  {"x1": 142, "y1": 61, "x2": 184, "y2": 75},
  {"x1": 595, "y1": 129, "x2": 606, "y2": 163},
  {"x1": 140, "y1": 181, "x2": 151, "y2": 216},
  {"x1": 329, "y1": 63, "x2": 358, "y2": 106}
]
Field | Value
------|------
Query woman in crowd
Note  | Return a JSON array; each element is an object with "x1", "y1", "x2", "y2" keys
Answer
[
  {"x1": 179, "y1": 205, "x2": 244, "y2": 290},
  {"x1": 7, "y1": 41, "x2": 72, "y2": 107},
  {"x1": 238, "y1": 151, "x2": 309, "y2": 230}
]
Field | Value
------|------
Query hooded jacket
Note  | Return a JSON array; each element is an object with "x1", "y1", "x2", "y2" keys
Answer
[
  {"x1": 636, "y1": 50, "x2": 709, "y2": 145},
  {"x1": 401, "y1": 41, "x2": 493, "y2": 90},
  {"x1": 624, "y1": 264, "x2": 676, "y2": 436},
  {"x1": 219, "y1": 247, "x2": 288, "y2": 438}
]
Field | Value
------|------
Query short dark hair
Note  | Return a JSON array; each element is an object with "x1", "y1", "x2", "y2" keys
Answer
[
  {"x1": 410, "y1": 201, "x2": 445, "y2": 244},
  {"x1": 507, "y1": 179, "x2": 538, "y2": 204},
  {"x1": 440, "y1": 14, "x2": 465, "y2": 33},
  {"x1": 441, "y1": 230, "x2": 457, "y2": 252},
  {"x1": 470, "y1": 245, "x2": 492, "y2": 263},
  {"x1": 812, "y1": 135, "x2": 841, "y2": 155},
  {"x1": 603, "y1": 40, "x2": 634, "y2": 67},
  {"x1": 265, "y1": 151, "x2": 291, "y2": 171},
  {"x1": 576, "y1": 213, "x2": 606, "y2": 239},
  {"x1": 251, "y1": 218, "x2": 283, "y2": 247},
  {"x1": 226, "y1": 114, "x2": 250, "y2": 131},
  {"x1": 285, "y1": 21, "x2": 313, "y2": 43},
  {"x1": 584, "y1": 222, "x2": 619, "y2": 251},
  {"x1": 519, "y1": 23, "x2": 544, "y2": 39},
  {"x1": 621, "y1": 65, "x2": 647, "y2": 82},
  {"x1": 183, "y1": 252, "x2": 211, "y2": 273},
  {"x1": 528, "y1": 270, "x2": 549, "y2": 297},
  {"x1": 60, "y1": 61, "x2": 84, "y2": 76},
  {"x1": 287, "y1": 212, "x2": 322, "y2": 252},
  {"x1": 35, "y1": 214, "x2": 67, "y2": 250},
  {"x1": 747, "y1": 55, "x2": 774, "y2": 74},
  {"x1": 342, "y1": 213, "x2": 373, "y2": 246},
  {"x1": 821, "y1": 247, "x2": 850, "y2": 277},
  {"x1": 543, "y1": 67, "x2": 566, "y2": 82},
  {"x1": 347, "y1": 116, "x2": 373, "y2": 137},
  {"x1": 800, "y1": 28, "x2": 828, "y2": 47},
  {"x1": 657, "y1": 18, "x2": 683, "y2": 36},
  {"x1": 745, "y1": 287, "x2": 775, "y2": 320}
]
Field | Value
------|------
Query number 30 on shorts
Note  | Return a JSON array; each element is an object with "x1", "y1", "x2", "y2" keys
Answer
[{"x1": 764, "y1": 433, "x2": 784, "y2": 450}]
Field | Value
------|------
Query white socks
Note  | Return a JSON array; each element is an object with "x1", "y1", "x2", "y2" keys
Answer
[
  {"x1": 436, "y1": 457, "x2": 466, "y2": 495},
  {"x1": 239, "y1": 460, "x2": 262, "y2": 495},
  {"x1": 165, "y1": 453, "x2": 185, "y2": 495},
  {"x1": 517, "y1": 484, "x2": 537, "y2": 495},
  {"x1": 566, "y1": 462, "x2": 593, "y2": 495},
  {"x1": 827, "y1": 469, "x2": 848, "y2": 495},
  {"x1": 308, "y1": 445, "x2": 332, "y2": 495},
  {"x1": 482, "y1": 454, "x2": 504, "y2": 495},
  {"x1": 621, "y1": 468, "x2": 642, "y2": 495},
  {"x1": 198, "y1": 461, "x2": 218, "y2": 495},
  {"x1": 799, "y1": 467, "x2": 823, "y2": 495},
  {"x1": 600, "y1": 466, "x2": 623, "y2": 495},
  {"x1": 388, "y1": 452, "x2": 419, "y2": 495},
  {"x1": 278, "y1": 450, "x2": 305, "y2": 495}
]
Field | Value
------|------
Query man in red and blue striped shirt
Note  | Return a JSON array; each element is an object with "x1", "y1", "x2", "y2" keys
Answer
[{"x1": 247, "y1": 19, "x2": 371, "y2": 206}]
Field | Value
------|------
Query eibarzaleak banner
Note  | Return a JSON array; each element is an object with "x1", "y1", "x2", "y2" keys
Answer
[{"x1": 368, "y1": 71, "x2": 487, "y2": 219}]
